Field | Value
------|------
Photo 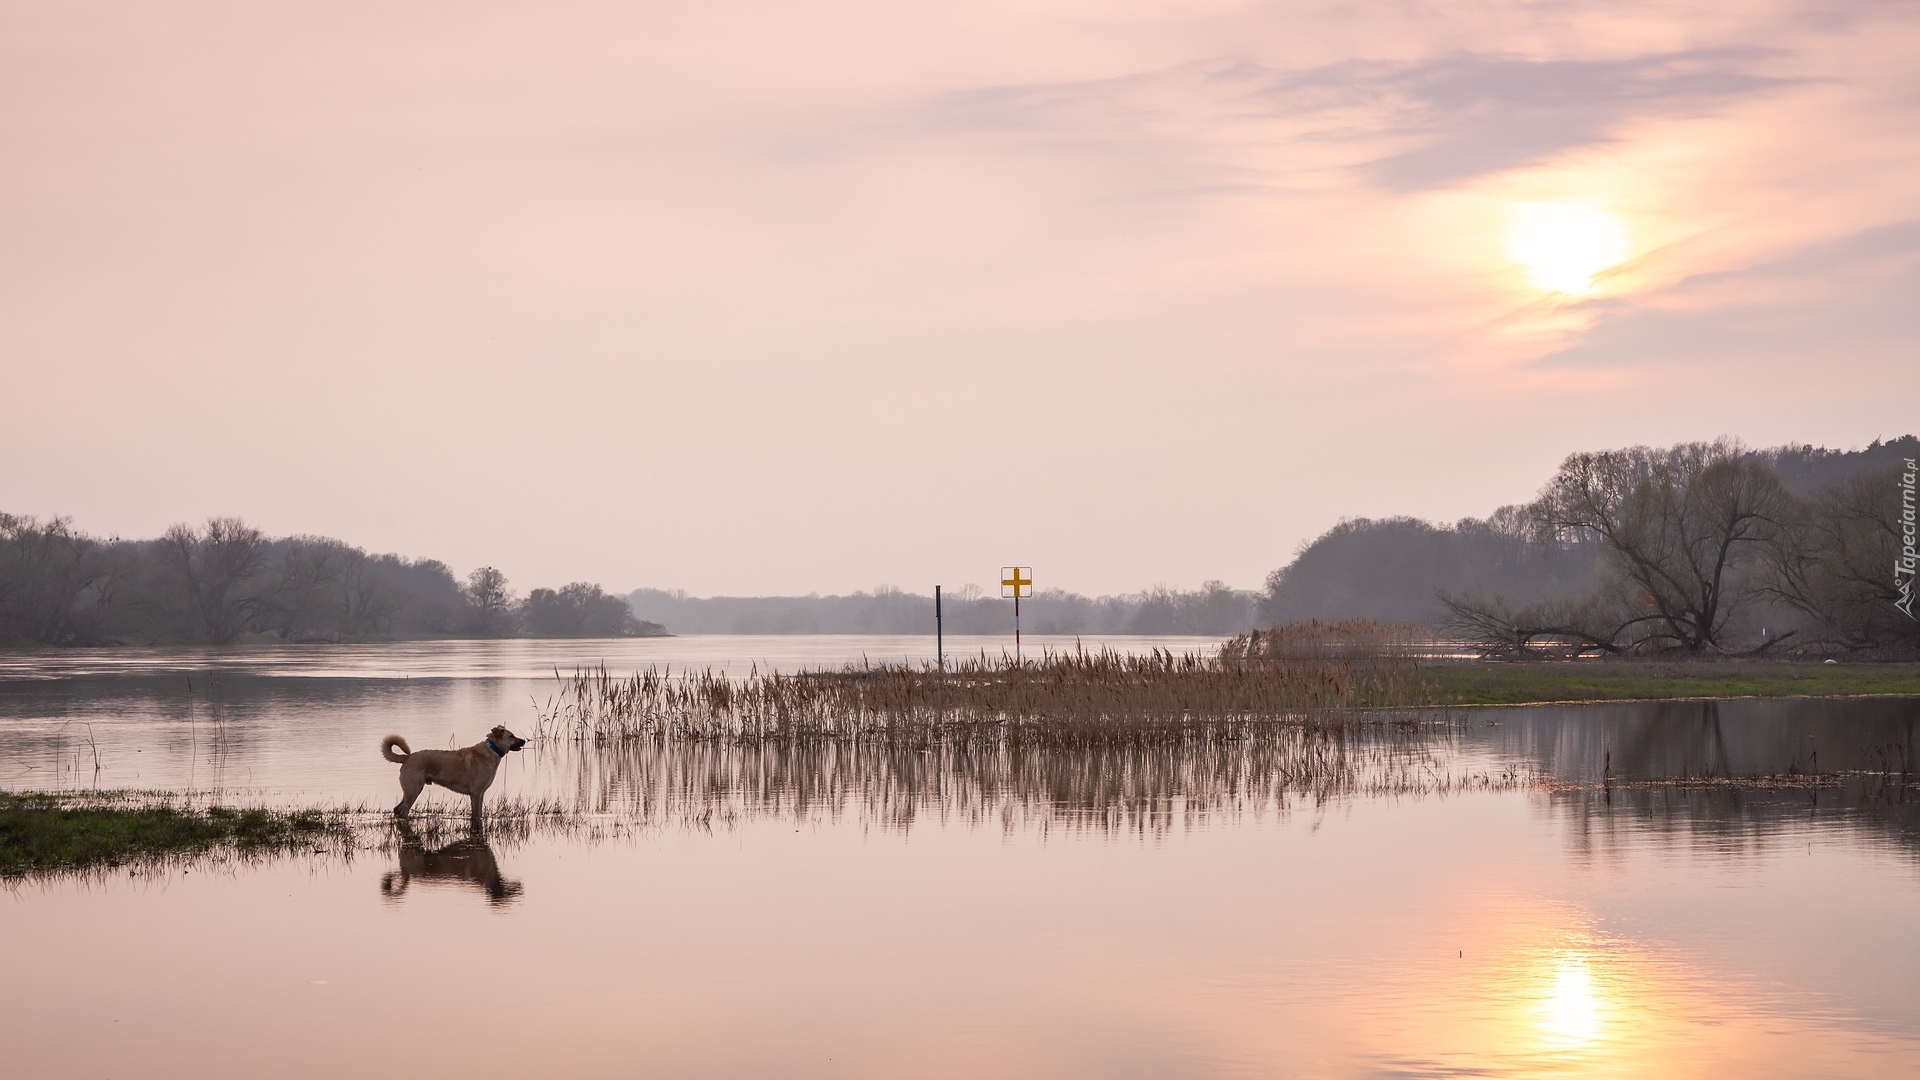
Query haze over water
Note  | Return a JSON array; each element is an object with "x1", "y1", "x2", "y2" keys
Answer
[{"x1": 3, "y1": 639, "x2": 1916, "y2": 1078}]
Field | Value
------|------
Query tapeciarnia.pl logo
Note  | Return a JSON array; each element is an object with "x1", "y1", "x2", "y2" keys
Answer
[{"x1": 1899, "y1": 457, "x2": 1918, "y2": 620}]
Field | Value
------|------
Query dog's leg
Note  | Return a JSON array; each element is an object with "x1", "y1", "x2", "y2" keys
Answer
[
  {"x1": 469, "y1": 790, "x2": 485, "y2": 823},
  {"x1": 395, "y1": 769, "x2": 426, "y2": 818}
]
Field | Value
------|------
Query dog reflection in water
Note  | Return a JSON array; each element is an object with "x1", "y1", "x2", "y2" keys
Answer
[{"x1": 380, "y1": 821, "x2": 523, "y2": 905}]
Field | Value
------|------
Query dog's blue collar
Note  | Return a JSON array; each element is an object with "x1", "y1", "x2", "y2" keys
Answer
[{"x1": 486, "y1": 738, "x2": 506, "y2": 758}]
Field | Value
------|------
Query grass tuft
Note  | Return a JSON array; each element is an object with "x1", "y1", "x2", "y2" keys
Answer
[{"x1": 0, "y1": 792, "x2": 351, "y2": 877}]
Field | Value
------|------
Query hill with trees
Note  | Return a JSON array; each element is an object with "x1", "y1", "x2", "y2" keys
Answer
[{"x1": 1259, "y1": 436, "x2": 1920, "y2": 655}]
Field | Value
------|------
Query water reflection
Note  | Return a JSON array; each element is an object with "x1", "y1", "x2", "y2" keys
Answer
[
  {"x1": 516, "y1": 710, "x2": 1918, "y2": 855},
  {"x1": 1365, "y1": 908, "x2": 1872, "y2": 1077},
  {"x1": 1474, "y1": 697, "x2": 1916, "y2": 785},
  {"x1": 534, "y1": 725, "x2": 1528, "y2": 836},
  {"x1": 379, "y1": 822, "x2": 522, "y2": 906},
  {"x1": 1481, "y1": 932, "x2": 1647, "y2": 1074},
  {"x1": 2, "y1": 692, "x2": 1916, "y2": 1077},
  {"x1": 1547, "y1": 776, "x2": 1920, "y2": 865},
  {"x1": 1538, "y1": 950, "x2": 1604, "y2": 1049}
]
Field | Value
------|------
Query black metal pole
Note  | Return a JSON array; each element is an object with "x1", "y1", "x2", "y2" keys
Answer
[{"x1": 935, "y1": 584, "x2": 943, "y2": 671}]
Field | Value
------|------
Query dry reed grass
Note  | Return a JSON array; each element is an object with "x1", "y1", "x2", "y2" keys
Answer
[
  {"x1": 1222, "y1": 620, "x2": 1451, "y2": 662},
  {"x1": 532, "y1": 646, "x2": 1439, "y2": 747}
]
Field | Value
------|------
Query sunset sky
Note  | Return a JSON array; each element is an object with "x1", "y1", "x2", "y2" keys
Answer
[{"x1": 4, "y1": 1, "x2": 1915, "y2": 596}]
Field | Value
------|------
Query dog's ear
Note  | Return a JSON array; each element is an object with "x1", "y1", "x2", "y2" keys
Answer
[{"x1": 490, "y1": 725, "x2": 508, "y2": 738}]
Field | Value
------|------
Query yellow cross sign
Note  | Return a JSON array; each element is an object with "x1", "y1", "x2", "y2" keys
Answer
[{"x1": 1000, "y1": 567, "x2": 1032, "y2": 599}]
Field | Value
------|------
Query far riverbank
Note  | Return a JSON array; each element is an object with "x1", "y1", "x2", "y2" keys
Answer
[{"x1": 1426, "y1": 659, "x2": 1920, "y2": 706}]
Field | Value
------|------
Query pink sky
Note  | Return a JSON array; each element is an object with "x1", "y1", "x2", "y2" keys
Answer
[{"x1": 3, "y1": 1, "x2": 1916, "y2": 596}]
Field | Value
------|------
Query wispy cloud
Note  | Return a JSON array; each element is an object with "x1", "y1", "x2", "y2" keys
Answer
[
  {"x1": 1538, "y1": 218, "x2": 1920, "y2": 369},
  {"x1": 1350, "y1": 49, "x2": 1797, "y2": 188},
  {"x1": 920, "y1": 49, "x2": 1799, "y2": 189},
  {"x1": 1674, "y1": 217, "x2": 1920, "y2": 285}
]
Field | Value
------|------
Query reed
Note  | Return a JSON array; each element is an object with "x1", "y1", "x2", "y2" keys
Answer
[
  {"x1": 1222, "y1": 619, "x2": 1447, "y2": 661},
  {"x1": 533, "y1": 645, "x2": 1440, "y2": 747}
]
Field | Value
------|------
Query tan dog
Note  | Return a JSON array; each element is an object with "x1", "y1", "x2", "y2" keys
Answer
[{"x1": 382, "y1": 725, "x2": 527, "y2": 820}]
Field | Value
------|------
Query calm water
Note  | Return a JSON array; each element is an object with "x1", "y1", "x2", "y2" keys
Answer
[{"x1": 2, "y1": 638, "x2": 1917, "y2": 1079}]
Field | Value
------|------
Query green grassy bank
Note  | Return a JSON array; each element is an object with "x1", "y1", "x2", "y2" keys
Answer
[
  {"x1": 1424, "y1": 660, "x2": 1920, "y2": 707},
  {"x1": 0, "y1": 792, "x2": 349, "y2": 877}
]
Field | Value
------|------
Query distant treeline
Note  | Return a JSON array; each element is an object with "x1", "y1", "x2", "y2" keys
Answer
[
  {"x1": 629, "y1": 582, "x2": 1259, "y2": 636},
  {"x1": 1259, "y1": 437, "x2": 1920, "y2": 656},
  {"x1": 0, "y1": 516, "x2": 662, "y2": 646}
]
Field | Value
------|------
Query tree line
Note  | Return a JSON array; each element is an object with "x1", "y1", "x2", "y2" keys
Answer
[
  {"x1": 1260, "y1": 437, "x2": 1920, "y2": 656},
  {"x1": 0, "y1": 515, "x2": 661, "y2": 646},
  {"x1": 628, "y1": 581, "x2": 1259, "y2": 636}
]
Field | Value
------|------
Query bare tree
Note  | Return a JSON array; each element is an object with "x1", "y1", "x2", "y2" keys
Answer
[
  {"x1": 335, "y1": 549, "x2": 401, "y2": 637},
  {"x1": 462, "y1": 566, "x2": 517, "y2": 637},
  {"x1": 1440, "y1": 591, "x2": 1658, "y2": 658},
  {"x1": 243, "y1": 537, "x2": 404, "y2": 641},
  {"x1": 1537, "y1": 440, "x2": 1789, "y2": 652},
  {"x1": 253, "y1": 537, "x2": 345, "y2": 640},
  {"x1": 0, "y1": 514, "x2": 111, "y2": 644},
  {"x1": 158, "y1": 518, "x2": 268, "y2": 644},
  {"x1": 1766, "y1": 463, "x2": 1920, "y2": 650}
]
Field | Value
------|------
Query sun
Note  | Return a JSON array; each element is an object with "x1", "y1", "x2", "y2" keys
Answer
[{"x1": 1506, "y1": 202, "x2": 1628, "y2": 295}]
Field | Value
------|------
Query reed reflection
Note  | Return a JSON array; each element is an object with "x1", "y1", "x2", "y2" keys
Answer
[
  {"x1": 379, "y1": 821, "x2": 522, "y2": 906},
  {"x1": 521, "y1": 695, "x2": 1916, "y2": 846},
  {"x1": 530, "y1": 723, "x2": 1526, "y2": 836}
]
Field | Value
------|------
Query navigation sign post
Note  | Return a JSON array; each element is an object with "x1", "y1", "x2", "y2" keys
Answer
[{"x1": 1001, "y1": 567, "x2": 1032, "y2": 662}]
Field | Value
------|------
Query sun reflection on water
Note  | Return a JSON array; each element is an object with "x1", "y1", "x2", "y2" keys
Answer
[
  {"x1": 1378, "y1": 906, "x2": 1702, "y2": 1076},
  {"x1": 1538, "y1": 952, "x2": 1606, "y2": 1049}
]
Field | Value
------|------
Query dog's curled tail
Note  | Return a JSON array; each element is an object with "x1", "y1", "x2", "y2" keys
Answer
[{"x1": 382, "y1": 735, "x2": 411, "y2": 763}]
